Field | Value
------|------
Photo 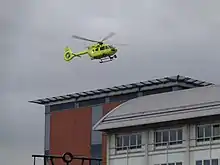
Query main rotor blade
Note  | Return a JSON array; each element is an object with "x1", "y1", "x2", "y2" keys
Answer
[
  {"x1": 101, "y1": 32, "x2": 116, "y2": 42},
  {"x1": 113, "y1": 43, "x2": 128, "y2": 46},
  {"x1": 72, "y1": 35, "x2": 99, "y2": 43}
]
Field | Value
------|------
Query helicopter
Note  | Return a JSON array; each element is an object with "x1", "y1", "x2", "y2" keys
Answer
[{"x1": 64, "y1": 32, "x2": 125, "y2": 63}]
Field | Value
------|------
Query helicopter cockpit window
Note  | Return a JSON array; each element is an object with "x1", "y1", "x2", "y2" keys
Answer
[
  {"x1": 100, "y1": 46, "x2": 105, "y2": 50},
  {"x1": 95, "y1": 48, "x2": 99, "y2": 51}
]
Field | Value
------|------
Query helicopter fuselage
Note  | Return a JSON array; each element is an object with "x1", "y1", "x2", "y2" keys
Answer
[{"x1": 87, "y1": 43, "x2": 117, "y2": 59}]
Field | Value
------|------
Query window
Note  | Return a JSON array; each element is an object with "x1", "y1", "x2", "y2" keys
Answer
[
  {"x1": 100, "y1": 46, "x2": 105, "y2": 50},
  {"x1": 197, "y1": 124, "x2": 220, "y2": 142},
  {"x1": 115, "y1": 133, "x2": 142, "y2": 151},
  {"x1": 155, "y1": 128, "x2": 183, "y2": 146},
  {"x1": 155, "y1": 162, "x2": 182, "y2": 165},
  {"x1": 196, "y1": 159, "x2": 218, "y2": 165}
]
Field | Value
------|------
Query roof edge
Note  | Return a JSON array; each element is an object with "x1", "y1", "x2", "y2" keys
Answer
[
  {"x1": 92, "y1": 101, "x2": 128, "y2": 131},
  {"x1": 29, "y1": 75, "x2": 214, "y2": 105}
]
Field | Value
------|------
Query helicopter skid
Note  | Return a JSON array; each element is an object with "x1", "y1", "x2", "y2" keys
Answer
[
  {"x1": 99, "y1": 59, "x2": 113, "y2": 63},
  {"x1": 99, "y1": 55, "x2": 116, "y2": 63}
]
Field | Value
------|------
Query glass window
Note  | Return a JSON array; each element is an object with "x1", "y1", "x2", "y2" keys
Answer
[
  {"x1": 177, "y1": 129, "x2": 183, "y2": 143},
  {"x1": 198, "y1": 126, "x2": 204, "y2": 139},
  {"x1": 176, "y1": 162, "x2": 182, "y2": 165},
  {"x1": 123, "y1": 135, "x2": 129, "y2": 148},
  {"x1": 204, "y1": 160, "x2": 210, "y2": 165},
  {"x1": 130, "y1": 134, "x2": 136, "y2": 146},
  {"x1": 137, "y1": 134, "x2": 142, "y2": 147},
  {"x1": 116, "y1": 136, "x2": 122, "y2": 150},
  {"x1": 212, "y1": 159, "x2": 218, "y2": 165},
  {"x1": 162, "y1": 131, "x2": 169, "y2": 143},
  {"x1": 205, "y1": 125, "x2": 211, "y2": 138},
  {"x1": 213, "y1": 125, "x2": 220, "y2": 140},
  {"x1": 155, "y1": 128, "x2": 183, "y2": 147},
  {"x1": 168, "y1": 163, "x2": 175, "y2": 165},
  {"x1": 156, "y1": 131, "x2": 161, "y2": 143},
  {"x1": 156, "y1": 162, "x2": 182, "y2": 165},
  {"x1": 115, "y1": 133, "x2": 142, "y2": 151},
  {"x1": 170, "y1": 130, "x2": 177, "y2": 144},
  {"x1": 196, "y1": 160, "x2": 202, "y2": 165},
  {"x1": 197, "y1": 124, "x2": 220, "y2": 142}
]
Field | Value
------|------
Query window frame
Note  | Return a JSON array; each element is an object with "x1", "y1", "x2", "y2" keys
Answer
[
  {"x1": 196, "y1": 159, "x2": 218, "y2": 165},
  {"x1": 154, "y1": 161, "x2": 182, "y2": 165},
  {"x1": 115, "y1": 132, "x2": 142, "y2": 151},
  {"x1": 196, "y1": 123, "x2": 220, "y2": 142},
  {"x1": 154, "y1": 127, "x2": 183, "y2": 147}
]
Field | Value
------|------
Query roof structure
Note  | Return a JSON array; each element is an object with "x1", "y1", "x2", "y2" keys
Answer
[
  {"x1": 29, "y1": 75, "x2": 213, "y2": 105},
  {"x1": 93, "y1": 85, "x2": 220, "y2": 131}
]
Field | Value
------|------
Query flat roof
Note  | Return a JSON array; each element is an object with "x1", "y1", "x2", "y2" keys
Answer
[
  {"x1": 93, "y1": 85, "x2": 220, "y2": 131},
  {"x1": 29, "y1": 75, "x2": 213, "y2": 105}
]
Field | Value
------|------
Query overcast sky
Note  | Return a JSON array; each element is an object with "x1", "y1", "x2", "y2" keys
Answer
[{"x1": 1, "y1": 0, "x2": 220, "y2": 164}]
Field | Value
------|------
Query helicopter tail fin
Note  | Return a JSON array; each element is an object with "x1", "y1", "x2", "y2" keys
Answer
[{"x1": 64, "y1": 46, "x2": 79, "y2": 62}]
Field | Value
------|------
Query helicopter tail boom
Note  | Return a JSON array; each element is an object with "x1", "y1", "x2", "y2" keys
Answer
[{"x1": 64, "y1": 47, "x2": 87, "y2": 62}]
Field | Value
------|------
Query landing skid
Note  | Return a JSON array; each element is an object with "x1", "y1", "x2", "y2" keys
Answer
[{"x1": 99, "y1": 55, "x2": 117, "y2": 63}]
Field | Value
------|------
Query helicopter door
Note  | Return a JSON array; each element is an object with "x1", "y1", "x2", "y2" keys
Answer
[{"x1": 100, "y1": 46, "x2": 105, "y2": 51}]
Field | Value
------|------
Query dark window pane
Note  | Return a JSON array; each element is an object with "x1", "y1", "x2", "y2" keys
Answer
[
  {"x1": 196, "y1": 160, "x2": 202, "y2": 165},
  {"x1": 213, "y1": 125, "x2": 220, "y2": 137},
  {"x1": 130, "y1": 134, "x2": 136, "y2": 146},
  {"x1": 116, "y1": 136, "x2": 122, "y2": 150},
  {"x1": 204, "y1": 160, "x2": 210, "y2": 165},
  {"x1": 137, "y1": 134, "x2": 142, "y2": 147},
  {"x1": 156, "y1": 132, "x2": 161, "y2": 143},
  {"x1": 212, "y1": 159, "x2": 218, "y2": 165},
  {"x1": 177, "y1": 129, "x2": 183, "y2": 141},
  {"x1": 168, "y1": 163, "x2": 175, "y2": 165},
  {"x1": 205, "y1": 125, "x2": 211, "y2": 137},
  {"x1": 198, "y1": 127, "x2": 204, "y2": 138},
  {"x1": 176, "y1": 162, "x2": 182, "y2": 165},
  {"x1": 91, "y1": 144, "x2": 102, "y2": 158},
  {"x1": 170, "y1": 130, "x2": 177, "y2": 141},
  {"x1": 163, "y1": 131, "x2": 169, "y2": 142},
  {"x1": 123, "y1": 135, "x2": 129, "y2": 147}
]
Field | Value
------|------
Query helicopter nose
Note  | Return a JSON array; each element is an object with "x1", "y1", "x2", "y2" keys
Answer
[{"x1": 111, "y1": 48, "x2": 117, "y2": 52}]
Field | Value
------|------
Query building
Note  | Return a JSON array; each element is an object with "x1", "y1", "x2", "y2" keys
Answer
[
  {"x1": 93, "y1": 85, "x2": 220, "y2": 165},
  {"x1": 29, "y1": 75, "x2": 213, "y2": 165}
]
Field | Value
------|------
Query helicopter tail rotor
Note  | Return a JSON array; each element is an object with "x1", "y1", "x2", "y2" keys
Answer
[{"x1": 64, "y1": 47, "x2": 79, "y2": 62}]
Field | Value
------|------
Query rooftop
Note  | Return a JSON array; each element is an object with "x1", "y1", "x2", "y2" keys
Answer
[
  {"x1": 29, "y1": 75, "x2": 213, "y2": 105},
  {"x1": 93, "y1": 85, "x2": 220, "y2": 131}
]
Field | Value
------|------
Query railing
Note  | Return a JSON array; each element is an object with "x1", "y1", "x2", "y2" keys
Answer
[{"x1": 32, "y1": 152, "x2": 102, "y2": 165}]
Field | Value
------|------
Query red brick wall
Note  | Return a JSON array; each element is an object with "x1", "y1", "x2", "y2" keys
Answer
[
  {"x1": 50, "y1": 107, "x2": 92, "y2": 165},
  {"x1": 102, "y1": 102, "x2": 122, "y2": 165},
  {"x1": 49, "y1": 102, "x2": 122, "y2": 165}
]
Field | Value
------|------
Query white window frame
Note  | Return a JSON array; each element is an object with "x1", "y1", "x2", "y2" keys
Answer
[
  {"x1": 196, "y1": 159, "x2": 218, "y2": 165},
  {"x1": 155, "y1": 161, "x2": 183, "y2": 165},
  {"x1": 115, "y1": 132, "x2": 142, "y2": 152},
  {"x1": 154, "y1": 127, "x2": 183, "y2": 148},
  {"x1": 196, "y1": 123, "x2": 220, "y2": 143}
]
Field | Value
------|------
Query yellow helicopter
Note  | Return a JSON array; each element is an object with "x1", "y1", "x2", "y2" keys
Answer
[{"x1": 64, "y1": 32, "x2": 126, "y2": 63}]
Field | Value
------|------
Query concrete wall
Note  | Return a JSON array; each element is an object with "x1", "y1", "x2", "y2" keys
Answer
[{"x1": 106, "y1": 119, "x2": 220, "y2": 165}]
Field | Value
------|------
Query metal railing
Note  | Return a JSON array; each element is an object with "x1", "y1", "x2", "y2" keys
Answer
[{"x1": 32, "y1": 152, "x2": 102, "y2": 165}]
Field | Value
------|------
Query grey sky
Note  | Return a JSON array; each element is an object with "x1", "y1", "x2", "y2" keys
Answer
[{"x1": 1, "y1": 0, "x2": 220, "y2": 164}]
